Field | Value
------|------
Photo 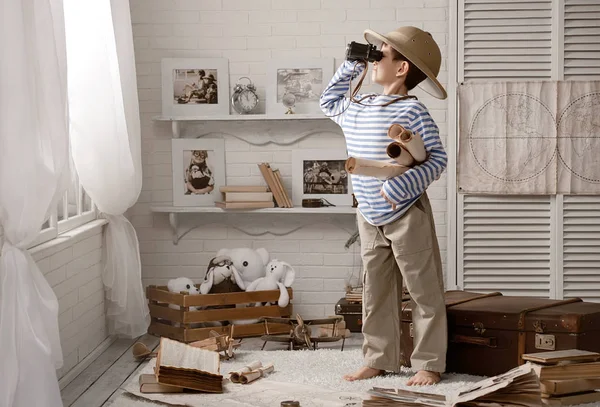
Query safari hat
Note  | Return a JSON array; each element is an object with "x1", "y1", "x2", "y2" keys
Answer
[{"x1": 364, "y1": 26, "x2": 447, "y2": 99}]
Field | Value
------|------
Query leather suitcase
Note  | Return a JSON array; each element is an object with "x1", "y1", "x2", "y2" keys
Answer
[
  {"x1": 335, "y1": 298, "x2": 363, "y2": 332},
  {"x1": 400, "y1": 290, "x2": 600, "y2": 377}
]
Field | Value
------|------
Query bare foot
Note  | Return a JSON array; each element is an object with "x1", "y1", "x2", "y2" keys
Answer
[
  {"x1": 407, "y1": 370, "x2": 441, "y2": 386},
  {"x1": 343, "y1": 366, "x2": 384, "y2": 381}
]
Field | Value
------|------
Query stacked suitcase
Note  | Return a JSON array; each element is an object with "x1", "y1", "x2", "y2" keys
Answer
[{"x1": 400, "y1": 290, "x2": 600, "y2": 376}]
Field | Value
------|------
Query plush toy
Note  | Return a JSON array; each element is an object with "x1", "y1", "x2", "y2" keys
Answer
[
  {"x1": 199, "y1": 255, "x2": 245, "y2": 294},
  {"x1": 167, "y1": 277, "x2": 220, "y2": 328},
  {"x1": 245, "y1": 259, "x2": 296, "y2": 307},
  {"x1": 168, "y1": 277, "x2": 200, "y2": 299},
  {"x1": 216, "y1": 247, "x2": 270, "y2": 289}
]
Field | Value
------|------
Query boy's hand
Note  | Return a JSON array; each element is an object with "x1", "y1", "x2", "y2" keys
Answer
[{"x1": 380, "y1": 188, "x2": 396, "y2": 210}]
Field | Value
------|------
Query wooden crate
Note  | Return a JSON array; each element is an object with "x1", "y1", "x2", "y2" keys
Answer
[{"x1": 146, "y1": 285, "x2": 293, "y2": 342}]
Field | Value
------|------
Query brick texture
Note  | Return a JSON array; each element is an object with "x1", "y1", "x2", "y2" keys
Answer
[{"x1": 129, "y1": 0, "x2": 450, "y2": 319}]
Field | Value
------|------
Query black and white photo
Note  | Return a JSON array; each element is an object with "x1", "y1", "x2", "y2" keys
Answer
[
  {"x1": 182, "y1": 149, "x2": 215, "y2": 195},
  {"x1": 267, "y1": 58, "x2": 333, "y2": 115},
  {"x1": 292, "y1": 149, "x2": 353, "y2": 207},
  {"x1": 173, "y1": 69, "x2": 219, "y2": 105},
  {"x1": 162, "y1": 58, "x2": 229, "y2": 117},
  {"x1": 302, "y1": 159, "x2": 348, "y2": 194},
  {"x1": 276, "y1": 68, "x2": 322, "y2": 104},
  {"x1": 172, "y1": 138, "x2": 225, "y2": 207}
]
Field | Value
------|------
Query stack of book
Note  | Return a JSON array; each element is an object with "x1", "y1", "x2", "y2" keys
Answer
[
  {"x1": 364, "y1": 362, "x2": 541, "y2": 406},
  {"x1": 215, "y1": 185, "x2": 275, "y2": 209},
  {"x1": 257, "y1": 162, "x2": 293, "y2": 208},
  {"x1": 523, "y1": 349, "x2": 600, "y2": 406},
  {"x1": 345, "y1": 288, "x2": 363, "y2": 304}
]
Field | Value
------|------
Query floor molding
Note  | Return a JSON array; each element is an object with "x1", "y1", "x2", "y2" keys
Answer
[{"x1": 59, "y1": 336, "x2": 118, "y2": 390}]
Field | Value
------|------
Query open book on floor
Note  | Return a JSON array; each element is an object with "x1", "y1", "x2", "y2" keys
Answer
[
  {"x1": 155, "y1": 337, "x2": 223, "y2": 393},
  {"x1": 364, "y1": 362, "x2": 541, "y2": 407}
]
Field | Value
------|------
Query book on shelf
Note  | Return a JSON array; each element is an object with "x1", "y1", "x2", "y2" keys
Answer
[
  {"x1": 155, "y1": 337, "x2": 223, "y2": 393},
  {"x1": 363, "y1": 362, "x2": 541, "y2": 407},
  {"x1": 221, "y1": 191, "x2": 273, "y2": 202},
  {"x1": 257, "y1": 162, "x2": 292, "y2": 208},
  {"x1": 219, "y1": 185, "x2": 269, "y2": 193},
  {"x1": 214, "y1": 200, "x2": 275, "y2": 209},
  {"x1": 272, "y1": 167, "x2": 293, "y2": 208}
]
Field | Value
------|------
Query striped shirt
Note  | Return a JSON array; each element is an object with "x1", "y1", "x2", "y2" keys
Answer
[{"x1": 320, "y1": 60, "x2": 447, "y2": 226}]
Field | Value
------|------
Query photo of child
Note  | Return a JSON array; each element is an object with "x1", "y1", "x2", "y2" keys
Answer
[{"x1": 183, "y1": 149, "x2": 215, "y2": 195}]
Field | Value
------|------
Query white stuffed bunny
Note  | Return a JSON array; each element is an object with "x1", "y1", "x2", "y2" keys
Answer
[
  {"x1": 199, "y1": 255, "x2": 245, "y2": 294},
  {"x1": 245, "y1": 259, "x2": 295, "y2": 307}
]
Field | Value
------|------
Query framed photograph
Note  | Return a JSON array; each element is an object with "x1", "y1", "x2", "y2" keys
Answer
[
  {"x1": 161, "y1": 58, "x2": 230, "y2": 117},
  {"x1": 266, "y1": 58, "x2": 333, "y2": 115},
  {"x1": 171, "y1": 138, "x2": 225, "y2": 207},
  {"x1": 292, "y1": 149, "x2": 353, "y2": 207}
]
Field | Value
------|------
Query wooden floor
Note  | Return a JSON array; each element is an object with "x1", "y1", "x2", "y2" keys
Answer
[{"x1": 60, "y1": 332, "x2": 364, "y2": 406}]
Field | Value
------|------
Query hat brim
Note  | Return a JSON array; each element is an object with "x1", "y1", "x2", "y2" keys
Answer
[{"x1": 364, "y1": 29, "x2": 447, "y2": 100}]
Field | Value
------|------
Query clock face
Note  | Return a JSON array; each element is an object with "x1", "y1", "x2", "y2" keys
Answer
[{"x1": 235, "y1": 90, "x2": 258, "y2": 113}]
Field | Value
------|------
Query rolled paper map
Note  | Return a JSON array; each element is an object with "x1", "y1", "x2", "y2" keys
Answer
[
  {"x1": 386, "y1": 142, "x2": 416, "y2": 167},
  {"x1": 388, "y1": 123, "x2": 426, "y2": 163},
  {"x1": 229, "y1": 360, "x2": 263, "y2": 383},
  {"x1": 345, "y1": 157, "x2": 409, "y2": 180},
  {"x1": 240, "y1": 363, "x2": 275, "y2": 384}
]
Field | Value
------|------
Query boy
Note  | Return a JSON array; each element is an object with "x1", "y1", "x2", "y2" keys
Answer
[{"x1": 320, "y1": 26, "x2": 448, "y2": 386}]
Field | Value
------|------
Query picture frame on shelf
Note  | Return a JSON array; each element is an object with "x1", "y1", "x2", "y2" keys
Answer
[
  {"x1": 161, "y1": 58, "x2": 230, "y2": 118},
  {"x1": 171, "y1": 138, "x2": 225, "y2": 207},
  {"x1": 292, "y1": 149, "x2": 353, "y2": 207},
  {"x1": 266, "y1": 58, "x2": 333, "y2": 116}
]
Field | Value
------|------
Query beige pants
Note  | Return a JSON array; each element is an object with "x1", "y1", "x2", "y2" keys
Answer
[{"x1": 357, "y1": 192, "x2": 447, "y2": 373}]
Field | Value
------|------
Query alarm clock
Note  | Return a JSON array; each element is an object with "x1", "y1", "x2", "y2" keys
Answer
[{"x1": 231, "y1": 77, "x2": 259, "y2": 114}]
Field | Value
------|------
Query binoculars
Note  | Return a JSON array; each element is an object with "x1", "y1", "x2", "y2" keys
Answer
[{"x1": 345, "y1": 41, "x2": 383, "y2": 62}]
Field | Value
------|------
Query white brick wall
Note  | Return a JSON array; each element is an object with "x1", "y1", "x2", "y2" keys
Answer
[
  {"x1": 29, "y1": 222, "x2": 108, "y2": 379},
  {"x1": 130, "y1": 0, "x2": 450, "y2": 318}
]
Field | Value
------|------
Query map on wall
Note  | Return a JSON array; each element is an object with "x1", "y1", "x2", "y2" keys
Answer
[{"x1": 458, "y1": 81, "x2": 600, "y2": 195}]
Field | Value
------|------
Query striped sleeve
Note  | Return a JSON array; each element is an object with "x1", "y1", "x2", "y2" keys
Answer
[
  {"x1": 382, "y1": 109, "x2": 447, "y2": 203},
  {"x1": 320, "y1": 60, "x2": 365, "y2": 126}
]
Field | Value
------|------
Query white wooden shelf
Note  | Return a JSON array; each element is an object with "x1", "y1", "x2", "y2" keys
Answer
[
  {"x1": 151, "y1": 205, "x2": 357, "y2": 244},
  {"x1": 153, "y1": 114, "x2": 329, "y2": 122},
  {"x1": 151, "y1": 205, "x2": 356, "y2": 214}
]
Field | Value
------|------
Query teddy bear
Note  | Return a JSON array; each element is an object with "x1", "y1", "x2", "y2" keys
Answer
[
  {"x1": 199, "y1": 255, "x2": 245, "y2": 294},
  {"x1": 216, "y1": 247, "x2": 270, "y2": 289},
  {"x1": 245, "y1": 259, "x2": 296, "y2": 308}
]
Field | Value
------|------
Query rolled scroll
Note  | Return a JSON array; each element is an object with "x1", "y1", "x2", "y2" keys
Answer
[
  {"x1": 345, "y1": 157, "x2": 409, "y2": 180},
  {"x1": 229, "y1": 360, "x2": 263, "y2": 383},
  {"x1": 388, "y1": 123, "x2": 426, "y2": 163},
  {"x1": 240, "y1": 363, "x2": 275, "y2": 384},
  {"x1": 386, "y1": 142, "x2": 416, "y2": 167}
]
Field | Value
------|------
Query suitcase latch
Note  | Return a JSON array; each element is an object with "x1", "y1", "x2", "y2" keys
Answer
[
  {"x1": 409, "y1": 323, "x2": 414, "y2": 338},
  {"x1": 535, "y1": 334, "x2": 556, "y2": 350},
  {"x1": 473, "y1": 322, "x2": 486, "y2": 335},
  {"x1": 533, "y1": 320, "x2": 546, "y2": 333}
]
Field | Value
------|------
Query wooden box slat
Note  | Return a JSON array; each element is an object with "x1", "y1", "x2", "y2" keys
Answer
[
  {"x1": 184, "y1": 304, "x2": 292, "y2": 323},
  {"x1": 146, "y1": 285, "x2": 294, "y2": 342}
]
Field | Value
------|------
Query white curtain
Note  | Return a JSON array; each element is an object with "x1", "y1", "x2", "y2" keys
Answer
[
  {"x1": 0, "y1": 0, "x2": 69, "y2": 406},
  {"x1": 64, "y1": 0, "x2": 149, "y2": 337}
]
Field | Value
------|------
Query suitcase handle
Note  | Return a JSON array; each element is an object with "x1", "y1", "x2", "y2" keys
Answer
[{"x1": 451, "y1": 334, "x2": 497, "y2": 348}]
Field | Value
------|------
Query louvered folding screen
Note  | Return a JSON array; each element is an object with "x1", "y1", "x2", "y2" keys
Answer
[
  {"x1": 560, "y1": 1, "x2": 600, "y2": 302},
  {"x1": 460, "y1": 196, "x2": 552, "y2": 296},
  {"x1": 458, "y1": 0, "x2": 555, "y2": 297},
  {"x1": 461, "y1": 0, "x2": 553, "y2": 80},
  {"x1": 563, "y1": 0, "x2": 600, "y2": 80},
  {"x1": 562, "y1": 196, "x2": 600, "y2": 302}
]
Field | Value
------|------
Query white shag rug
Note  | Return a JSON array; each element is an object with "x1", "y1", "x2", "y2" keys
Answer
[{"x1": 109, "y1": 349, "x2": 600, "y2": 407}]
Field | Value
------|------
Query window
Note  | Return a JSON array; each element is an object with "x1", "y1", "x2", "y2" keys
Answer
[{"x1": 29, "y1": 171, "x2": 97, "y2": 249}]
